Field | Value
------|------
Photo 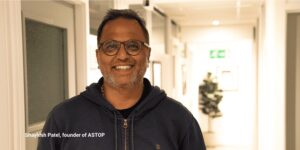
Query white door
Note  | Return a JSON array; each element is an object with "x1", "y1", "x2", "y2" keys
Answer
[{"x1": 22, "y1": 1, "x2": 76, "y2": 149}]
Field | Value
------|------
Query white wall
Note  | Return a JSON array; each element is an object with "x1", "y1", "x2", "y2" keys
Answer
[
  {"x1": 0, "y1": 0, "x2": 26, "y2": 149},
  {"x1": 150, "y1": 52, "x2": 174, "y2": 96},
  {"x1": 182, "y1": 25, "x2": 256, "y2": 149},
  {"x1": 257, "y1": 1, "x2": 286, "y2": 150},
  {"x1": 87, "y1": 34, "x2": 102, "y2": 85}
]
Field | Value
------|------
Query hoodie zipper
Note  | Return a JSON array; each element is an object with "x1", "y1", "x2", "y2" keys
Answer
[{"x1": 123, "y1": 119, "x2": 128, "y2": 150}]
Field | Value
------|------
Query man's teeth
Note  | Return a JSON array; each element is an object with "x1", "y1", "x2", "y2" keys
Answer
[{"x1": 115, "y1": 66, "x2": 132, "y2": 70}]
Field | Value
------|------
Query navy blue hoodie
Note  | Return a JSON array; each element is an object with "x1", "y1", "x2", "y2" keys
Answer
[{"x1": 37, "y1": 78, "x2": 206, "y2": 150}]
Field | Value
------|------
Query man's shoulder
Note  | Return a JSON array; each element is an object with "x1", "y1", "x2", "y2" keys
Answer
[
  {"x1": 52, "y1": 95, "x2": 84, "y2": 110},
  {"x1": 151, "y1": 96, "x2": 199, "y2": 134},
  {"x1": 49, "y1": 95, "x2": 94, "y2": 118},
  {"x1": 161, "y1": 96, "x2": 190, "y2": 110},
  {"x1": 158, "y1": 96, "x2": 194, "y2": 120}
]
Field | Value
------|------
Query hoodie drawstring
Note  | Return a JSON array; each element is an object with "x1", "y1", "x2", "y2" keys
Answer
[{"x1": 113, "y1": 112, "x2": 118, "y2": 150}]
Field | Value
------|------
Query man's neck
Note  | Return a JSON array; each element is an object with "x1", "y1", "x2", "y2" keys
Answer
[{"x1": 103, "y1": 81, "x2": 144, "y2": 110}]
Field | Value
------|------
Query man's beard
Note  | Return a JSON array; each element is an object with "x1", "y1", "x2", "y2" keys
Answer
[{"x1": 101, "y1": 61, "x2": 148, "y2": 89}]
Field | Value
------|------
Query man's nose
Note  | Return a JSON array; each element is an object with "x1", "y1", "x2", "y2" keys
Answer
[{"x1": 116, "y1": 44, "x2": 129, "y2": 60}]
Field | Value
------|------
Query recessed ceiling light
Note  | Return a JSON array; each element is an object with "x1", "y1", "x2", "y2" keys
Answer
[{"x1": 212, "y1": 20, "x2": 220, "y2": 26}]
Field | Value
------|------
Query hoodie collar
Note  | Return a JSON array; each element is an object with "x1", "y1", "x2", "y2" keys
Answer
[{"x1": 80, "y1": 77, "x2": 167, "y2": 117}]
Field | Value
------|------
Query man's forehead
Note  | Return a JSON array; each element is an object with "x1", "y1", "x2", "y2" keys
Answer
[
  {"x1": 104, "y1": 18, "x2": 140, "y2": 28},
  {"x1": 100, "y1": 18, "x2": 145, "y2": 40}
]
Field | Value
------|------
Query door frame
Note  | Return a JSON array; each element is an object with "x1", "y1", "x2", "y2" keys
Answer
[
  {"x1": 1, "y1": 0, "x2": 89, "y2": 149},
  {"x1": 22, "y1": 1, "x2": 75, "y2": 132}
]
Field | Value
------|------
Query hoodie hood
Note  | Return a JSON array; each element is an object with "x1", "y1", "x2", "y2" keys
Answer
[{"x1": 80, "y1": 78, "x2": 167, "y2": 118}]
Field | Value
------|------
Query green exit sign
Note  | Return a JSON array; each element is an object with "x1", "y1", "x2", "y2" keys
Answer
[{"x1": 210, "y1": 49, "x2": 226, "y2": 59}]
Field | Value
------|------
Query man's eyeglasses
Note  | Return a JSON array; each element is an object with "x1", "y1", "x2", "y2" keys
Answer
[{"x1": 98, "y1": 40, "x2": 150, "y2": 56}]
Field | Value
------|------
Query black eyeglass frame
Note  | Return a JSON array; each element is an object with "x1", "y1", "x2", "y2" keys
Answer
[{"x1": 98, "y1": 40, "x2": 150, "y2": 56}]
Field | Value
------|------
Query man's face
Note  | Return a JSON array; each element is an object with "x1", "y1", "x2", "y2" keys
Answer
[{"x1": 96, "y1": 18, "x2": 150, "y2": 88}]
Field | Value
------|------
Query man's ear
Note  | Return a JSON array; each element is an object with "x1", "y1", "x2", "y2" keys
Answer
[{"x1": 95, "y1": 49, "x2": 101, "y2": 64}]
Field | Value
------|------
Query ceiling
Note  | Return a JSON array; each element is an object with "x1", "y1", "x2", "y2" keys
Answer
[
  {"x1": 152, "y1": 0, "x2": 263, "y2": 26},
  {"x1": 89, "y1": 0, "x2": 263, "y2": 28}
]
